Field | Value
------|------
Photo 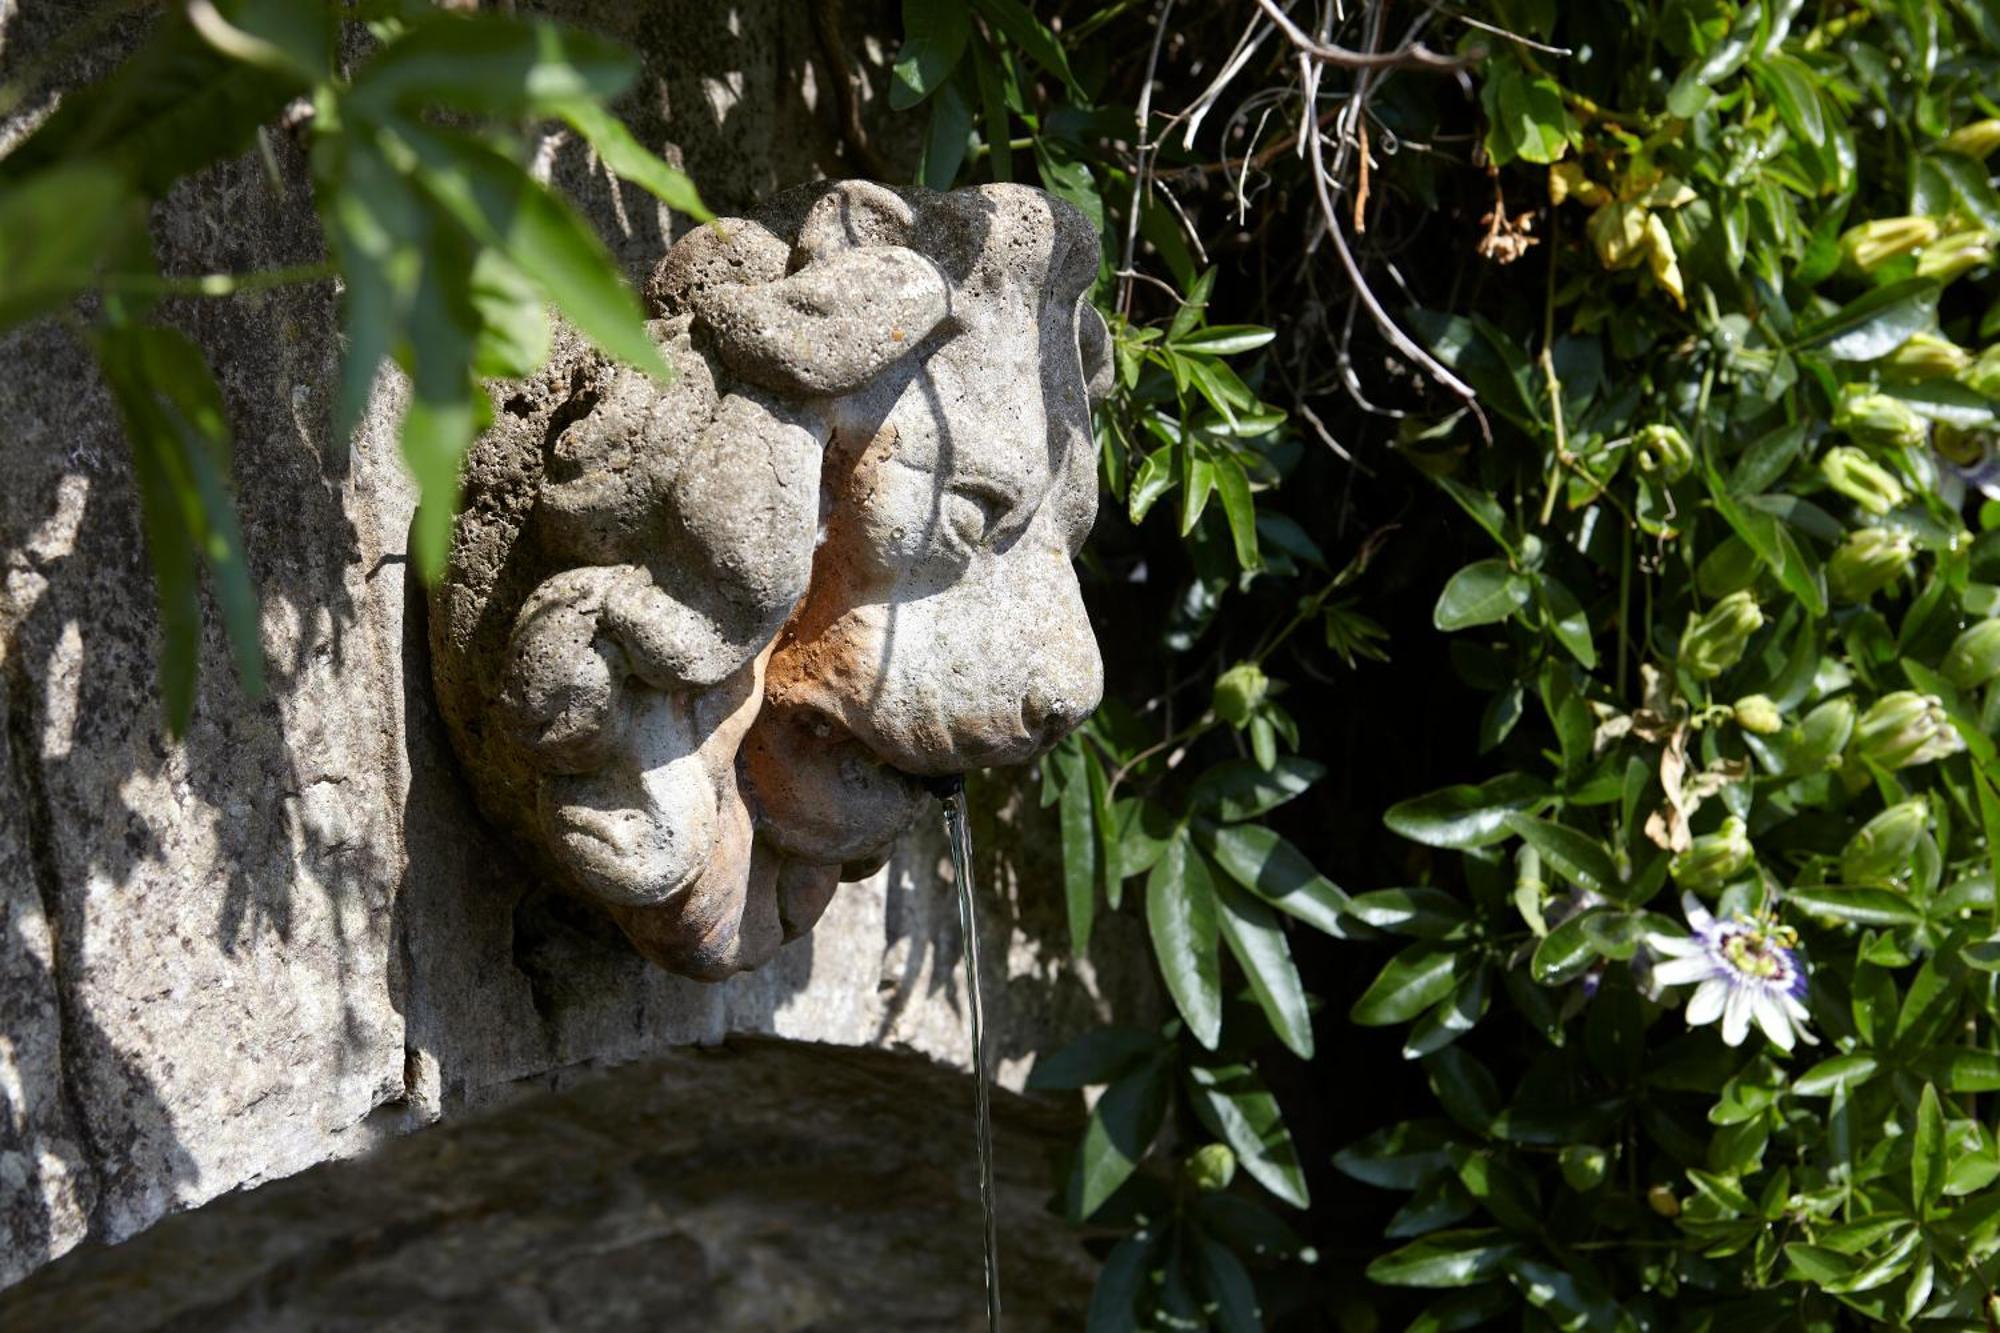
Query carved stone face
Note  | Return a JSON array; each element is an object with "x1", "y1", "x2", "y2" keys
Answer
[{"x1": 430, "y1": 182, "x2": 1107, "y2": 979}]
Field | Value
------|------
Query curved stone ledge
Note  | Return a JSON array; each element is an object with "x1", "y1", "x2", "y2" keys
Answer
[{"x1": 0, "y1": 1039, "x2": 1097, "y2": 1332}]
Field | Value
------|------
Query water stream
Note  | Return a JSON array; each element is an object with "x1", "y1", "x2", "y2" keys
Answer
[{"x1": 939, "y1": 780, "x2": 1002, "y2": 1332}]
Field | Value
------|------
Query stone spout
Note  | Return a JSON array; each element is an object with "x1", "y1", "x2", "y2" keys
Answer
[{"x1": 429, "y1": 180, "x2": 1108, "y2": 979}]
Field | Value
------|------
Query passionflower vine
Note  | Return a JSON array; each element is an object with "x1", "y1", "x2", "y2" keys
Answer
[{"x1": 1647, "y1": 894, "x2": 1816, "y2": 1051}]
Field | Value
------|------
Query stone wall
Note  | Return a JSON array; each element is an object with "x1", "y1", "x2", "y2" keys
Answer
[{"x1": 0, "y1": 0, "x2": 1149, "y2": 1294}]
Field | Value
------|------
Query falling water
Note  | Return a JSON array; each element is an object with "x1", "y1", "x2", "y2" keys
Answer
[{"x1": 938, "y1": 778, "x2": 1002, "y2": 1332}]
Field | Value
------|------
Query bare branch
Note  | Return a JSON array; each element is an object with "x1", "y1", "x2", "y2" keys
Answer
[{"x1": 1254, "y1": 0, "x2": 1480, "y2": 71}]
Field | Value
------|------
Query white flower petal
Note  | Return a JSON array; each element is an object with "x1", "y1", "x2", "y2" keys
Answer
[
  {"x1": 1753, "y1": 992, "x2": 1795, "y2": 1051},
  {"x1": 1653, "y1": 956, "x2": 1718, "y2": 987},
  {"x1": 1721, "y1": 985, "x2": 1753, "y2": 1046},
  {"x1": 1681, "y1": 892, "x2": 1715, "y2": 934},
  {"x1": 1648, "y1": 936, "x2": 1703, "y2": 958},
  {"x1": 1685, "y1": 977, "x2": 1729, "y2": 1026}
]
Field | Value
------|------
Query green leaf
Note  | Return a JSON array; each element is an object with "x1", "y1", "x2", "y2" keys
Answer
[
  {"x1": 1198, "y1": 821, "x2": 1350, "y2": 937},
  {"x1": 1027, "y1": 1026, "x2": 1162, "y2": 1090},
  {"x1": 347, "y1": 12, "x2": 637, "y2": 120},
  {"x1": 1731, "y1": 421, "x2": 1809, "y2": 495},
  {"x1": 1056, "y1": 745, "x2": 1096, "y2": 957},
  {"x1": 399, "y1": 126, "x2": 671, "y2": 383},
  {"x1": 969, "y1": 38, "x2": 1012, "y2": 183},
  {"x1": 1334, "y1": 1119, "x2": 1457, "y2": 1189},
  {"x1": 1914, "y1": 1048, "x2": 2000, "y2": 1093},
  {"x1": 1385, "y1": 773, "x2": 1548, "y2": 850},
  {"x1": 1928, "y1": 151, "x2": 2000, "y2": 232},
  {"x1": 1501, "y1": 813, "x2": 1619, "y2": 897},
  {"x1": 1148, "y1": 831, "x2": 1222, "y2": 1048},
  {"x1": 1343, "y1": 888, "x2": 1471, "y2": 938},
  {"x1": 1189, "y1": 1062, "x2": 1310, "y2": 1208},
  {"x1": 1784, "y1": 1243, "x2": 1860, "y2": 1284},
  {"x1": 1539, "y1": 576, "x2": 1597, "y2": 669},
  {"x1": 1214, "y1": 876, "x2": 1313, "y2": 1059},
  {"x1": 917, "y1": 71, "x2": 975, "y2": 190},
  {"x1": 1792, "y1": 1053, "x2": 1880, "y2": 1096},
  {"x1": 1481, "y1": 58, "x2": 1575, "y2": 166},
  {"x1": 1794, "y1": 278, "x2": 1940, "y2": 361},
  {"x1": 1213, "y1": 456, "x2": 1261, "y2": 572},
  {"x1": 1352, "y1": 941, "x2": 1461, "y2": 1026},
  {"x1": 1072, "y1": 1055, "x2": 1171, "y2": 1219},
  {"x1": 1913, "y1": 1082, "x2": 1946, "y2": 1213},
  {"x1": 1503, "y1": 1253, "x2": 1628, "y2": 1331},
  {"x1": 319, "y1": 137, "x2": 425, "y2": 453},
  {"x1": 1366, "y1": 1229, "x2": 1522, "y2": 1288},
  {"x1": 1189, "y1": 757, "x2": 1324, "y2": 822},
  {"x1": 1171, "y1": 325, "x2": 1276, "y2": 356},
  {"x1": 0, "y1": 10, "x2": 300, "y2": 198},
  {"x1": 556, "y1": 99, "x2": 713, "y2": 221},
  {"x1": 0, "y1": 164, "x2": 142, "y2": 331},
  {"x1": 1786, "y1": 886, "x2": 1925, "y2": 928},
  {"x1": 1086, "y1": 1231, "x2": 1156, "y2": 1333},
  {"x1": 970, "y1": 0, "x2": 1082, "y2": 97},
  {"x1": 1192, "y1": 1233, "x2": 1262, "y2": 1333},
  {"x1": 1427, "y1": 1046, "x2": 1503, "y2": 1133},
  {"x1": 1531, "y1": 907, "x2": 1608, "y2": 985},
  {"x1": 1404, "y1": 1287, "x2": 1515, "y2": 1333},
  {"x1": 1435, "y1": 559, "x2": 1531, "y2": 631},
  {"x1": 467, "y1": 249, "x2": 551, "y2": 380},
  {"x1": 890, "y1": 0, "x2": 971, "y2": 110}
]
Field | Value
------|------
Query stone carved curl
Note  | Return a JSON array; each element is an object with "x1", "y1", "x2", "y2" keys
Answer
[{"x1": 430, "y1": 181, "x2": 1109, "y2": 979}]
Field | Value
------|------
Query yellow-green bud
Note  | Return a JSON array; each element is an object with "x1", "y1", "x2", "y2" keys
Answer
[
  {"x1": 1559, "y1": 1144, "x2": 1609, "y2": 1192},
  {"x1": 1213, "y1": 662, "x2": 1269, "y2": 726},
  {"x1": 1671, "y1": 814, "x2": 1754, "y2": 891},
  {"x1": 1841, "y1": 798, "x2": 1930, "y2": 885},
  {"x1": 1732, "y1": 694, "x2": 1784, "y2": 735},
  {"x1": 1966, "y1": 347, "x2": 2000, "y2": 399},
  {"x1": 1916, "y1": 230, "x2": 1996, "y2": 283},
  {"x1": 1697, "y1": 536, "x2": 1762, "y2": 599},
  {"x1": 1648, "y1": 1184, "x2": 1682, "y2": 1218},
  {"x1": 1184, "y1": 1142, "x2": 1237, "y2": 1192},
  {"x1": 1944, "y1": 620, "x2": 2000, "y2": 691},
  {"x1": 1943, "y1": 119, "x2": 2000, "y2": 160},
  {"x1": 1793, "y1": 697, "x2": 1857, "y2": 771},
  {"x1": 1834, "y1": 388, "x2": 1929, "y2": 447},
  {"x1": 1883, "y1": 333, "x2": 1973, "y2": 381},
  {"x1": 1633, "y1": 423, "x2": 1695, "y2": 482},
  {"x1": 1841, "y1": 216, "x2": 1942, "y2": 272},
  {"x1": 1854, "y1": 691, "x2": 1965, "y2": 770},
  {"x1": 1820, "y1": 445, "x2": 1909, "y2": 515},
  {"x1": 1827, "y1": 527, "x2": 1915, "y2": 602},
  {"x1": 1678, "y1": 591, "x2": 1764, "y2": 681}
]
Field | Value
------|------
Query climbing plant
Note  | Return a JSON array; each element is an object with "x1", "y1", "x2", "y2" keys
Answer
[{"x1": 894, "y1": 0, "x2": 2000, "y2": 1328}]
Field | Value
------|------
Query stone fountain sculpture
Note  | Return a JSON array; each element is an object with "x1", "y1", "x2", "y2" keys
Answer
[{"x1": 429, "y1": 181, "x2": 1109, "y2": 979}]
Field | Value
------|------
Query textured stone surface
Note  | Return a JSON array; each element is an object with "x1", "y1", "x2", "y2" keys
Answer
[
  {"x1": 0, "y1": 1039, "x2": 1098, "y2": 1331},
  {"x1": 430, "y1": 179, "x2": 1109, "y2": 979},
  {"x1": 0, "y1": 0, "x2": 1149, "y2": 1298}
]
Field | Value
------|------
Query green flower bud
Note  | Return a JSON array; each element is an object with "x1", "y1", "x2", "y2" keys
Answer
[
  {"x1": 1697, "y1": 535, "x2": 1762, "y2": 599},
  {"x1": 1966, "y1": 347, "x2": 2000, "y2": 400},
  {"x1": 1678, "y1": 591, "x2": 1764, "y2": 681},
  {"x1": 1841, "y1": 216, "x2": 1942, "y2": 272},
  {"x1": 1883, "y1": 333, "x2": 1973, "y2": 381},
  {"x1": 1732, "y1": 694, "x2": 1784, "y2": 735},
  {"x1": 1841, "y1": 798, "x2": 1930, "y2": 885},
  {"x1": 1834, "y1": 388, "x2": 1929, "y2": 448},
  {"x1": 1916, "y1": 229, "x2": 1996, "y2": 283},
  {"x1": 1944, "y1": 620, "x2": 2000, "y2": 691},
  {"x1": 1213, "y1": 662, "x2": 1269, "y2": 726},
  {"x1": 1184, "y1": 1143, "x2": 1237, "y2": 1192},
  {"x1": 1820, "y1": 445, "x2": 1909, "y2": 515},
  {"x1": 1647, "y1": 1184, "x2": 1682, "y2": 1218},
  {"x1": 1943, "y1": 119, "x2": 2000, "y2": 160},
  {"x1": 1671, "y1": 814, "x2": 1754, "y2": 892},
  {"x1": 1633, "y1": 423, "x2": 1695, "y2": 482},
  {"x1": 1558, "y1": 1144, "x2": 1609, "y2": 1192},
  {"x1": 1854, "y1": 690, "x2": 1965, "y2": 770},
  {"x1": 1793, "y1": 697, "x2": 1857, "y2": 772},
  {"x1": 1827, "y1": 527, "x2": 1915, "y2": 602}
]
